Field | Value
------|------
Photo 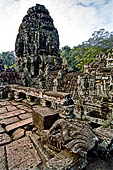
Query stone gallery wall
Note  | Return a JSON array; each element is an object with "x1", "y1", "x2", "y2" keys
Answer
[{"x1": 0, "y1": 72, "x2": 19, "y2": 85}]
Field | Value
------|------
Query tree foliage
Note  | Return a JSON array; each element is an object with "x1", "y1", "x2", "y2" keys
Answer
[
  {"x1": 60, "y1": 29, "x2": 113, "y2": 72},
  {"x1": 0, "y1": 51, "x2": 16, "y2": 69}
]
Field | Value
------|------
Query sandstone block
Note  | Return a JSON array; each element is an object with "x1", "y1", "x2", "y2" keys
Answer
[
  {"x1": 0, "y1": 133, "x2": 11, "y2": 145},
  {"x1": 32, "y1": 106, "x2": 59, "y2": 130},
  {"x1": 0, "y1": 110, "x2": 26, "y2": 119},
  {"x1": 12, "y1": 128, "x2": 25, "y2": 140},
  {"x1": 0, "y1": 146, "x2": 7, "y2": 170},
  {"x1": 6, "y1": 118, "x2": 32, "y2": 132},
  {"x1": 6, "y1": 137, "x2": 41, "y2": 170}
]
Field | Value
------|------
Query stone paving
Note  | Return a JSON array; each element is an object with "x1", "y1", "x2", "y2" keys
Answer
[{"x1": 0, "y1": 99, "x2": 41, "y2": 170}]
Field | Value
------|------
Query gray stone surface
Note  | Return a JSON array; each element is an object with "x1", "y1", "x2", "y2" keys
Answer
[
  {"x1": 19, "y1": 113, "x2": 32, "y2": 120},
  {"x1": 6, "y1": 105, "x2": 17, "y2": 112},
  {"x1": 0, "y1": 116, "x2": 19, "y2": 125},
  {"x1": 6, "y1": 118, "x2": 32, "y2": 132},
  {"x1": 0, "y1": 133, "x2": 11, "y2": 145},
  {"x1": 0, "y1": 109, "x2": 26, "y2": 119},
  {"x1": 0, "y1": 107, "x2": 7, "y2": 114},
  {"x1": 17, "y1": 105, "x2": 33, "y2": 112},
  {"x1": 0, "y1": 146, "x2": 7, "y2": 170},
  {"x1": 6, "y1": 137, "x2": 41, "y2": 170},
  {"x1": 12, "y1": 128, "x2": 25, "y2": 140}
]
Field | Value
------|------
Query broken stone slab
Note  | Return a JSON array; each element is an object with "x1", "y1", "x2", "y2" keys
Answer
[
  {"x1": 0, "y1": 133, "x2": 11, "y2": 145},
  {"x1": 12, "y1": 128, "x2": 25, "y2": 140},
  {"x1": 0, "y1": 116, "x2": 19, "y2": 126},
  {"x1": 0, "y1": 109, "x2": 26, "y2": 119},
  {"x1": 0, "y1": 101, "x2": 11, "y2": 106},
  {"x1": 0, "y1": 146, "x2": 7, "y2": 170},
  {"x1": 6, "y1": 105, "x2": 17, "y2": 112},
  {"x1": 0, "y1": 107, "x2": 7, "y2": 114},
  {"x1": 32, "y1": 106, "x2": 59, "y2": 130},
  {"x1": 19, "y1": 112, "x2": 32, "y2": 120},
  {"x1": 6, "y1": 118, "x2": 32, "y2": 132},
  {"x1": 93, "y1": 126, "x2": 113, "y2": 140},
  {"x1": 6, "y1": 137, "x2": 41, "y2": 170}
]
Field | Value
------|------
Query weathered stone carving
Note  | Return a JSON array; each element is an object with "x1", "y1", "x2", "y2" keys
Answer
[
  {"x1": 41, "y1": 119, "x2": 97, "y2": 157},
  {"x1": 15, "y1": 4, "x2": 62, "y2": 86}
]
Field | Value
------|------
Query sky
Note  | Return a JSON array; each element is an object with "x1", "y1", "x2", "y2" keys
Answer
[{"x1": 0, "y1": 0, "x2": 113, "y2": 52}]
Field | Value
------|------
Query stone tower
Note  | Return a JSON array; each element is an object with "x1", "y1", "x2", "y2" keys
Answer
[{"x1": 15, "y1": 4, "x2": 62, "y2": 86}]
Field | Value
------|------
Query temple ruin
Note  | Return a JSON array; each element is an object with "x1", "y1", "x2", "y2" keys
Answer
[
  {"x1": 15, "y1": 4, "x2": 61, "y2": 87},
  {"x1": 0, "y1": 4, "x2": 113, "y2": 170}
]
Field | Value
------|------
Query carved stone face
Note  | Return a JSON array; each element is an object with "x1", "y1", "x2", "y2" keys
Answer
[
  {"x1": 42, "y1": 119, "x2": 98, "y2": 157},
  {"x1": 15, "y1": 4, "x2": 61, "y2": 84},
  {"x1": 15, "y1": 4, "x2": 59, "y2": 58}
]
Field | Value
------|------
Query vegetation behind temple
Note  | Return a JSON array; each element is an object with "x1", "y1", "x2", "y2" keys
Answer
[
  {"x1": 60, "y1": 29, "x2": 113, "y2": 72},
  {"x1": 0, "y1": 51, "x2": 16, "y2": 71}
]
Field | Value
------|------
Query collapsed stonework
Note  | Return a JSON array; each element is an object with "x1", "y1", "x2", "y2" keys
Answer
[{"x1": 0, "y1": 4, "x2": 113, "y2": 170}]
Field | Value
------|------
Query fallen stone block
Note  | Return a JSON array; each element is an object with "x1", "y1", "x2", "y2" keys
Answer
[
  {"x1": 12, "y1": 128, "x2": 25, "y2": 140},
  {"x1": 32, "y1": 106, "x2": 59, "y2": 130}
]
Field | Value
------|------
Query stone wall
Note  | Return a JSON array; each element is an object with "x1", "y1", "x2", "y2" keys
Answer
[
  {"x1": 44, "y1": 50, "x2": 113, "y2": 126},
  {"x1": 0, "y1": 72, "x2": 20, "y2": 86}
]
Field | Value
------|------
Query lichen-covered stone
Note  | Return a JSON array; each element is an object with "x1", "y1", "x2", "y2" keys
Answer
[
  {"x1": 41, "y1": 119, "x2": 97, "y2": 157},
  {"x1": 15, "y1": 4, "x2": 62, "y2": 86}
]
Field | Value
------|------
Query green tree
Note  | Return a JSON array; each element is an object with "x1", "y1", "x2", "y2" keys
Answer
[{"x1": 60, "y1": 29, "x2": 113, "y2": 72}]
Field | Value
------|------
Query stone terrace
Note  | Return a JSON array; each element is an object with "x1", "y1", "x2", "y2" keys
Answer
[
  {"x1": 0, "y1": 99, "x2": 42, "y2": 170},
  {"x1": 0, "y1": 98, "x2": 68, "y2": 170}
]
